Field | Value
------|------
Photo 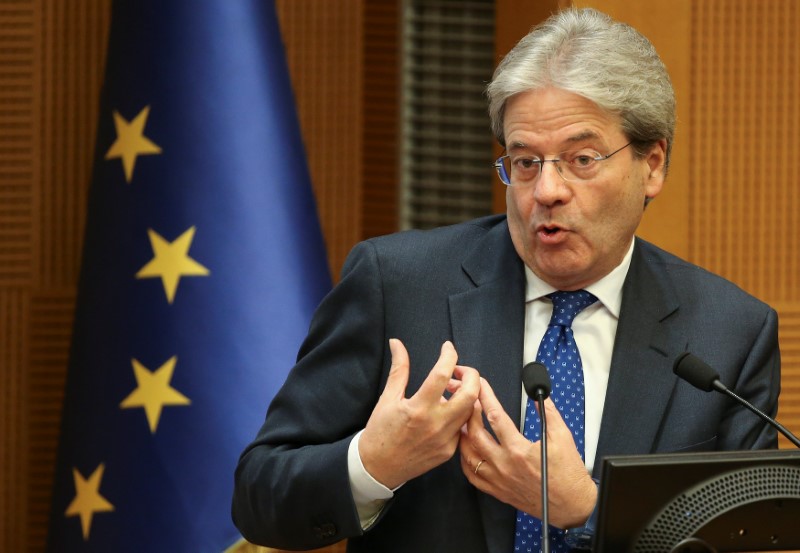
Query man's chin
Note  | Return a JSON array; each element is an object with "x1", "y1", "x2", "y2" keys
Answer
[{"x1": 530, "y1": 257, "x2": 593, "y2": 289}]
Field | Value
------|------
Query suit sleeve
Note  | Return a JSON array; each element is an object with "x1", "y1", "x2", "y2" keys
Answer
[
  {"x1": 717, "y1": 305, "x2": 781, "y2": 450},
  {"x1": 231, "y1": 240, "x2": 390, "y2": 549}
]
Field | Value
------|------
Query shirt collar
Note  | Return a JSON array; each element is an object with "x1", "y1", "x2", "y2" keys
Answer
[{"x1": 523, "y1": 239, "x2": 634, "y2": 318}]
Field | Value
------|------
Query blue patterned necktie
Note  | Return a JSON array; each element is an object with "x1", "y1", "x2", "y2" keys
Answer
[{"x1": 514, "y1": 290, "x2": 598, "y2": 553}]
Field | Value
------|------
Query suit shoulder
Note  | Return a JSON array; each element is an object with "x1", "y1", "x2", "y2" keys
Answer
[
  {"x1": 362, "y1": 214, "x2": 505, "y2": 259},
  {"x1": 337, "y1": 214, "x2": 509, "y2": 285},
  {"x1": 368, "y1": 214, "x2": 504, "y2": 244},
  {"x1": 636, "y1": 238, "x2": 772, "y2": 312}
]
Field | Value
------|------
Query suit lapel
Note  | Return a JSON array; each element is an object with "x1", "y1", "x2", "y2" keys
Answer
[
  {"x1": 593, "y1": 239, "x2": 686, "y2": 477},
  {"x1": 448, "y1": 220, "x2": 524, "y2": 553}
]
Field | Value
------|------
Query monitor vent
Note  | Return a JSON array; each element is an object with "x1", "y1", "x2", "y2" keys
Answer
[{"x1": 633, "y1": 465, "x2": 800, "y2": 553}]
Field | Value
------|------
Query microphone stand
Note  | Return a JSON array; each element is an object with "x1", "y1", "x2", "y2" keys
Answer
[
  {"x1": 674, "y1": 352, "x2": 800, "y2": 448},
  {"x1": 522, "y1": 362, "x2": 553, "y2": 552},
  {"x1": 712, "y1": 381, "x2": 800, "y2": 448},
  {"x1": 537, "y1": 392, "x2": 550, "y2": 553}
]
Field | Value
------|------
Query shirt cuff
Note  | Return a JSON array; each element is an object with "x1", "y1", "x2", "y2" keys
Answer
[
  {"x1": 563, "y1": 477, "x2": 600, "y2": 550},
  {"x1": 347, "y1": 430, "x2": 398, "y2": 530}
]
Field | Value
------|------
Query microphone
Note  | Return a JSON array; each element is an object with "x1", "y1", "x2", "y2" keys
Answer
[
  {"x1": 522, "y1": 362, "x2": 552, "y2": 553},
  {"x1": 673, "y1": 352, "x2": 800, "y2": 448},
  {"x1": 523, "y1": 361, "x2": 552, "y2": 401}
]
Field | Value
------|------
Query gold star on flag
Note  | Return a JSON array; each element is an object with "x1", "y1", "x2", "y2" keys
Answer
[
  {"x1": 120, "y1": 356, "x2": 191, "y2": 433},
  {"x1": 136, "y1": 226, "x2": 210, "y2": 303},
  {"x1": 105, "y1": 105, "x2": 162, "y2": 183},
  {"x1": 65, "y1": 463, "x2": 114, "y2": 540}
]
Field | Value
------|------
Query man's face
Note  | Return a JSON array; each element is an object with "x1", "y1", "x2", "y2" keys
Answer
[{"x1": 504, "y1": 87, "x2": 666, "y2": 290}]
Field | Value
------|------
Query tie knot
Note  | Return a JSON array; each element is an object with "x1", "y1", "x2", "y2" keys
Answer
[{"x1": 547, "y1": 290, "x2": 598, "y2": 327}]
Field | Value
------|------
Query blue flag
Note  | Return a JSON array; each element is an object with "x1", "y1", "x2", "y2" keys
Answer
[{"x1": 46, "y1": 1, "x2": 330, "y2": 550}]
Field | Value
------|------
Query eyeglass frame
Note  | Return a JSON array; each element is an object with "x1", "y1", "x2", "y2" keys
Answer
[{"x1": 493, "y1": 141, "x2": 633, "y2": 186}]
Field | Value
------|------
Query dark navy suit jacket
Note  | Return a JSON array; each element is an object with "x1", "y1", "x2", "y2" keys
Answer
[{"x1": 232, "y1": 215, "x2": 780, "y2": 552}]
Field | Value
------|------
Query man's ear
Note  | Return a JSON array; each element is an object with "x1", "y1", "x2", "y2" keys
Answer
[{"x1": 644, "y1": 139, "x2": 668, "y2": 200}]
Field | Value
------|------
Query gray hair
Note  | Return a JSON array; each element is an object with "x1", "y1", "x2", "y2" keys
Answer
[{"x1": 487, "y1": 8, "x2": 675, "y2": 170}]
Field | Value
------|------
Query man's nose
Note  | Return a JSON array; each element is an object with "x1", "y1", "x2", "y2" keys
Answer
[{"x1": 533, "y1": 161, "x2": 570, "y2": 205}]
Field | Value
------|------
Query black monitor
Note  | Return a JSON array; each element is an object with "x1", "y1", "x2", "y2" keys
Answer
[{"x1": 593, "y1": 449, "x2": 800, "y2": 553}]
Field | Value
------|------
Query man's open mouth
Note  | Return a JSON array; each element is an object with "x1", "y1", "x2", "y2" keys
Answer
[{"x1": 539, "y1": 225, "x2": 563, "y2": 236}]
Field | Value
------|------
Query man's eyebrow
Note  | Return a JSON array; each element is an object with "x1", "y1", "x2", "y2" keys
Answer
[{"x1": 565, "y1": 130, "x2": 602, "y2": 143}]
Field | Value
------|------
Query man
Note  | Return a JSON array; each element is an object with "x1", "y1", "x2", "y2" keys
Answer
[{"x1": 232, "y1": 8, "x2": 780, "y2": 553}]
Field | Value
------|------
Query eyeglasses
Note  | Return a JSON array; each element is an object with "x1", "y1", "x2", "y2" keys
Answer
[{"x1": 494, "y1": 142, "x2": 632, "y2": 186}]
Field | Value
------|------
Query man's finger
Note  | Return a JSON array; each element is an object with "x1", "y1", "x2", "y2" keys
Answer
[
  {"x1": 477, "y1": 376, "x2": 518, "y2": 444},
  {"x1": 446, "y1": 364, "x2": 482, "y2": 412},
  {"x1": 446, "y1": 378, "x2": 462, "y2": 395},
  {"x1": 466, "y1": 396, "x2": 486, "y2": 435},
  {"x1": 541, "y1": 397, "x2": 577, "y2": 445},
  {"x1": 459, "y1": 403, "x2": 484, "y2": 461},
  {"x1": 382, "y1": 338, "x2": 410, "y2": 400},
  {"x1": 416, "y1": 341, "x2": 459, "y2": 403}
]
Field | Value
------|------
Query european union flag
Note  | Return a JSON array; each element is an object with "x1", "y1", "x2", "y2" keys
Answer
[{"x1": 46, "y1": 1, "x2": 330, "y2": 550}]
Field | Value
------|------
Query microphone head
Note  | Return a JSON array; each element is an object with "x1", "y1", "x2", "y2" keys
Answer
[
  {"x1": 673, "y1": 352, "x2": 720, "y2": 392},
  {"x1": 522, "y1": 362, "x2": 551, "y2": 400}
]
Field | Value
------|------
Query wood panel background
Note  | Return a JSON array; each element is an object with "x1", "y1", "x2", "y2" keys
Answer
[
  {"x1": 2, "y1": 1, "x2": 109, "y2": 551},
  {"x1": 0, "y1": 0, "x2": 799, "y2": 551},
  {"x1": 275, "y1": 0, "x2": 363, "y2": 280},
  {"x1": 687, "y1": 0, "x2": 800, "y2": 449},
  {"x1": 275, "y1": 0, "x2": 398, "y2": 280}
]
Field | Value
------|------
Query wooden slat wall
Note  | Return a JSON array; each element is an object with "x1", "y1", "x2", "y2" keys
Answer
[
  {"x1": 776, "y1": 303, "x2": 800, "y2": 449},
  {"x1": 685, "y1": 0, "x2": 800, "y2": 447},
  {"x1": 0, "y1": 1, "x2": 36, "y2": 548},
  {"x1": 276, "y1": 0, "x2": 399, "y2": 279},
  {"x1": 0, "y1": 291, "x2": 28, "y2": 552},
  {"x1": 276, "y1": 0, "x2": 364, "y2": 281},
  {"x1": 39, "y1": 0, "x2": 107, "y2": 290},
  {"x1": 27, "y1": 294, "x2": 74, "y2": 548},
  {"x1": 361, "y1": 1, "x2": 399, "y2": 240},
  {"x1": 688, "y1": 0, "x2": 800, "y2": 298},
  {"x1": 0, "y1": 2, "x2": 35, "y2": 286}
]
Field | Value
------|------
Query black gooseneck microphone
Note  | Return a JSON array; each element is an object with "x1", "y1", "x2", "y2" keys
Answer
[
  {"x1": 673, "y1": 352, "x2": 800, "y2": 448},
  {"x1": 522, "y1": 361, "x2": 553, "y2": 553}
]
